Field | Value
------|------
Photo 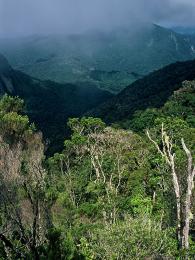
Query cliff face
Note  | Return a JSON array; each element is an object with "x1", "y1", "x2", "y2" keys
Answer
[{"x1": 0, "y1": 54, "x2": 15, "y2": 94}]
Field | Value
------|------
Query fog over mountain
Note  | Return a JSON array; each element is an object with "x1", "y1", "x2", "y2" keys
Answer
[{"x1": 0, "y1": 0, "x2": 195, "y2": 37}]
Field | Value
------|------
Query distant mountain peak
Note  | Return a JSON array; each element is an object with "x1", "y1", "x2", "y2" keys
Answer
[{"x1": 1, "y1": 25, "x2": 195, "y2": 93}]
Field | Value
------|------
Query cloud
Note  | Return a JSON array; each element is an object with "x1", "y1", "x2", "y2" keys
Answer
[{"x1": 0, "y1": 0, "x2": 195, "y2": 37}]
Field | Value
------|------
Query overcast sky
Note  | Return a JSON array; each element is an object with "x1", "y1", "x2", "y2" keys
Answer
[{"x1": 0, "y1": 0, "x2": 194, "y2": 37}]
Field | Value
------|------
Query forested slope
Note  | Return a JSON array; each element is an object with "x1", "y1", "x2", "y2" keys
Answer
[
  {"x1": 0, "y1": 79, "x2": 195, "y2": 258},
  {"x1": 0, "y1": 54, "x2": 113, "y2": 153},
  {"x1": 89, "y1": 59, "x2": 195, "y2": 123}
]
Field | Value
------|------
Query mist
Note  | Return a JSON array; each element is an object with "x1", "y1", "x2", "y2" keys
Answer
[{"x1": 0, "y1": 0, "x2": 195, "y2": 37}]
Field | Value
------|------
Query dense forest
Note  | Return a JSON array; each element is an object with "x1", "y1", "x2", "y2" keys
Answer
[
  {"x1": 89, "y1": 59, "x2": 195, "y2": 123},
  {"x1": 1, "y1": 0, "x2": 195, "y2": 258},
  {"x1": 0, "y1": 54, "x2": 112, "y2": 155},
  {"x1": 0, "y1": 76, "x2": 194, "y2": 259}
]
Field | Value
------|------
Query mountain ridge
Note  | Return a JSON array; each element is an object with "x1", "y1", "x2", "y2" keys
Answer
[
  {"x1": 88, "y1": 59, "x2": 195, "y2": 123},
  {"x1": 0, "y1": 54, "x2": 113, "y2": 153},
  {"x1": 1, "y1": 24, "x2": 195, "y2": 93}
]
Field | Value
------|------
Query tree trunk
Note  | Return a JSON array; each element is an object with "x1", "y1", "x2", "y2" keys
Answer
[
  {"x1": 181, "y1": 139, "x2": 195, "y2": 251},
  {"x1": 169, "y1": 154, "x2": 182, "y2": 246},
  {"x1": 147, "y1": 130, "x2": 195, "y2": 251}
]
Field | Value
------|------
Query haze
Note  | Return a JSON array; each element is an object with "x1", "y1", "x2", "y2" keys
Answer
[{"x1": 0, "y1": 0, "x2": 195, "y2": 37}]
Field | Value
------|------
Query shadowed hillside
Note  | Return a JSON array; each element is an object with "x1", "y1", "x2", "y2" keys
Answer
[
  {"x1": 89, "y1": 59, "x2": 195, "y2": 122},
  {"x1": 0, "y1": 54, "x2": 113, "y2": 153}
]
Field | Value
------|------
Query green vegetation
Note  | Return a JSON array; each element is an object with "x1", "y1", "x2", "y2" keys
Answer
[
  {"x1": 123, "y1": 80, "x2": 195, "y2": 132},
  {"x1": 0, "y1": 78, "x2": 194, "y2": 259},
  {"x1": 90, "y1": 59, "x2": 195, "y2": 122},
  {"x1": 0, "y1": 54, "x2": 113, "y2": 154},
  {"x1": 1, "y1": 29, "x2": 195, "y2": 257}
]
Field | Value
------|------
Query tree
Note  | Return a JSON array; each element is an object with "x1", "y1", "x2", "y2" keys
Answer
[
  {"x1": 0, "y1": 95, "x2": 51, "y2": 259},
  {"x1": 80, "y1": 215, "x2": 176, "y2": 259},
  {"x1": 147, "y1": 123, "x2": 195, "y2": 252}
]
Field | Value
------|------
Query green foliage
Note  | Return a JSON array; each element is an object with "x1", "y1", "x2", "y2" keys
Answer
[
  {"x1": 0, "y1": 94, "x2": 24, "y2": 113},
  {"x1": 47, "y1": 116, "x2": 182, "y2": 258},
  {"x1": 125, "y1": 108, "x2": 160, "y2": 132},
  {"x1": 0, "y1": 112, "x2": 29, "y2": 134},
  {"x1": 46, "y1": 228, "x2": 63, "y2": 260},
  {"x1": 90, "y1": 60, "x2": 195, "y2": 124},
  {"x1": 0, "y1": 95, "x2": 37, "y2": 143},
  {"x1": 68, "y1": 117, "x2": 106, "y2": 135},
  {"x1": 79, "y1": 216, "x2": 177, "y2": 259},
  {"x1": 0, "y1": 75, "x2": 195, "y2": 259}
]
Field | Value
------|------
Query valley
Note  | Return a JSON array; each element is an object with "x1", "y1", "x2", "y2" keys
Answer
[
  {"x1": 1, "y1": 24, "x2": 195, "y2": 93},
  {"x1": 0, "y1": 8, "x2": 195, "y2": 257}
]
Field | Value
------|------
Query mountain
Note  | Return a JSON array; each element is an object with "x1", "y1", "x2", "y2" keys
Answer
[
  {"x1": 1, "y1": 24, "x2": 195, "y2": 93},
  {"x1": 171, "y1": 26, "x2": 195, "y2": 35},
  {"x1": 0, "y1": 54, "x2": 113, "y2": 153},
  {"x1": 88, "y1": 59, "x2": 195, "y2": 123}
]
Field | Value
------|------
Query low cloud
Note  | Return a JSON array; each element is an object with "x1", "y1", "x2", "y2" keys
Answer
[{"x1": 0, "y1": 0, "x2": 195, "y2": 37}]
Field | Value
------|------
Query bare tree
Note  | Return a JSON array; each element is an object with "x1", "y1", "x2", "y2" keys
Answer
[
  {"x1": 0, "y1": 132, "x2": 50, "y2": 259},
  {"x1": 147, "y1": 124, "x2": 195, "y2": 251},
  {"x1": 65, "y1": 124, "x2": 147, "y2": 224},
  {"x1": 181, "y1": 139, "x2": 195, "y2": 250}
]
